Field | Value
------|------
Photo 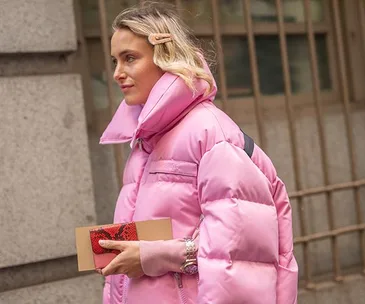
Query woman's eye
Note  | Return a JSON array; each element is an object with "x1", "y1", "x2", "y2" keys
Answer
[
  {"x1": 126, "y1": 55, "x2": 135, "y2": 63},
  {"x1": 111, "y1": 59, "x2": 117, "y2": 66}
]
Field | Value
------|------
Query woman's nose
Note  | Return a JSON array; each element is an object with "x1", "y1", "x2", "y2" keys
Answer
[{"x1": 113, "y1": 64, "x2": 127, "y2": 82}]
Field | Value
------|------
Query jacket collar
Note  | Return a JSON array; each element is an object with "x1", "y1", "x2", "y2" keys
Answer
[{"x1": 100, "y1": 66, "x2": 217, "y2": 150}]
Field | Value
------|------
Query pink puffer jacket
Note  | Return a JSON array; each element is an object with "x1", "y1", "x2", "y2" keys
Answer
[{"x1": 100, "y1": 67, "x2": 298, "y2": 303}]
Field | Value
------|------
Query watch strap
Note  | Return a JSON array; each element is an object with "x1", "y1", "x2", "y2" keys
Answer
[{"x1": 184, "y1": 238, "x2": 197, "y2": 260}]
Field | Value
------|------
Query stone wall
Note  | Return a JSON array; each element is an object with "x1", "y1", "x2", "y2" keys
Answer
[{"x1": 0, "y1": 1, "x2": 103, "y2": 303}]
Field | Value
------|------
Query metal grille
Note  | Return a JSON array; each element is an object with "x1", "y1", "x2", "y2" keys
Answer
[{"x1": 78, "y1": 0, "x2": 365, "y2": 289}]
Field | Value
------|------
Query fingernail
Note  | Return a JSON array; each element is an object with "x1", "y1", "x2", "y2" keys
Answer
[{"x1": 99, "y1": 240, "x2": 105, "y2": 245}]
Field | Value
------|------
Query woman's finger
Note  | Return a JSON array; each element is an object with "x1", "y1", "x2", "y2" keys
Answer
[
  {"x1": 101, "y1": 254, "x2": 124, "y2": 276},
  {"x1": 95, "y1": 269, "x2": 102, "y2": 275},
  {"x1": 99, "y1": 240, "x2": 123, "y2": 250}
]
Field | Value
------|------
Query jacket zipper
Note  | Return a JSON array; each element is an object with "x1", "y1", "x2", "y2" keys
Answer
[
  {"x1": 110, "y1": 276, "x2": 114, "y2": 304},
  {"x1": 122, "y1": 276, "x2": 129, "y2": 304},
  {"x1": 174, "y1": 273, "x2": 188, "y2": 304}
]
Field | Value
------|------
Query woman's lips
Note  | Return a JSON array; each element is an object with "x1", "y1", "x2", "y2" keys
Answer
[{"x1": 120, "y1": 84, "x2": 134, "y2": 92}]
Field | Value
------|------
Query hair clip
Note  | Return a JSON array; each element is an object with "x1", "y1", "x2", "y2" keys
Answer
[{"x1": 148, "y1": 33, "x2": 172, "y2": 45}]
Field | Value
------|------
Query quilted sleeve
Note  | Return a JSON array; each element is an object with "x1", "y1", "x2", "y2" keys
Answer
[{"x1": 197, "y1": 141, "x2": 279, "y2": 304}]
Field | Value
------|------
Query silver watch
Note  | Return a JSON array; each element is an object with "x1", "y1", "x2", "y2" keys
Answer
[{"x1": 180, "y1": 238, "x2": 198, "y2": 275}]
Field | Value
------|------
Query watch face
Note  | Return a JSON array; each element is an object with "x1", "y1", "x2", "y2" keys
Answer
[{"x1": 184, "y1": 264, "x2": 198, "y2": 275}]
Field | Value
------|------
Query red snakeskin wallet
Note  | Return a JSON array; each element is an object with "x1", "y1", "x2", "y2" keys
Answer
[{"x1": 89, "y1": 222, "x2": 139, "y2": 269}]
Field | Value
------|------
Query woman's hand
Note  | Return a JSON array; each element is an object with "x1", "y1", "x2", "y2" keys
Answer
[{"x1": 98, "y1": 240, "x2": 144, "y2": 278}]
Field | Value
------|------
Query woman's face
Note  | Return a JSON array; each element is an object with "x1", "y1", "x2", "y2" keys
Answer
[{"x1": 111, "y1": 29, "x2": 164, "y2": 105}]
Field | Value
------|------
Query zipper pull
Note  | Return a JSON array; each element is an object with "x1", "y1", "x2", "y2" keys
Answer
[
  {"x1": 136, "y1": 138, "x2": 142, "y2": 151},
  {"x1": 192, "y1": 215, "x2": 204, "y2": 240},
  {"x1": 174, "y1": 273, "x2": 183, "y2": 288}
]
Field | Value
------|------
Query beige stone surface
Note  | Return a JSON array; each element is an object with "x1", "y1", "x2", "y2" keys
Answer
[
  {"x1": 0, "y1": 53, "x2": 73, "y2": 76},
  {"x1": 298, "y1": 275, "x2": 365, "y2": 304},
  {"x1": 0, "y1": 256, "x2": 79, "y2": 292},
  {"x1": 0, "y1": 274, "x2": 103, "y2": 304},
  {"x1": 0, "y1": 75, "x2": 96, "y2": 268},
  {"x1": 0, "y1": 0, "x2": 76, "y2": 53}
]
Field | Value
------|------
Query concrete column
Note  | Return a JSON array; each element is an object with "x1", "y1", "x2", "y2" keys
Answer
[{"x1": 0, "y1": 1, "x2": 102, "y2": 302}]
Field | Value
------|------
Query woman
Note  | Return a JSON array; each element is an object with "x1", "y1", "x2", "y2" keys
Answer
[{"x1": 98, "y1": 2, "x2": 298, "y2": 304}]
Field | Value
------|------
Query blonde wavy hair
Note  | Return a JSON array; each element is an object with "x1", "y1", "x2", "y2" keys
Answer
[{"x1": 112, "y1": 2, "x2": 214, "y2": 95}]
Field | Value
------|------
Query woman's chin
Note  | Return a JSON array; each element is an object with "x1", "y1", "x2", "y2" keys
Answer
[{"x1": 125, "y1": 98, "x2": 144, "y2": 106}]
